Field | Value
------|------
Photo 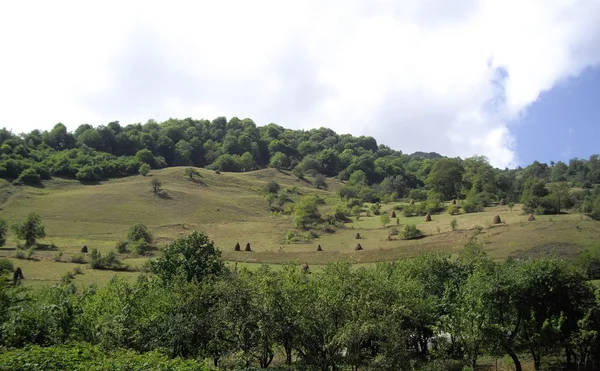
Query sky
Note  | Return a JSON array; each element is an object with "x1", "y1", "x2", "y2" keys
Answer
[{"x1": 1, "y1": 0, "x2": 599, "y2": 169}]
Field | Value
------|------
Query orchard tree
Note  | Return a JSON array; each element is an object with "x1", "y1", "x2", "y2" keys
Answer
[{"x1": 12, "y1": 212, "x2": 45, "y2": 246}]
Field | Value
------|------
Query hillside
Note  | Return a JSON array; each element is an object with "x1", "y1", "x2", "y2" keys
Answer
[{"x1": 1, "y1": 167, "x2": 599, "y2": 286}]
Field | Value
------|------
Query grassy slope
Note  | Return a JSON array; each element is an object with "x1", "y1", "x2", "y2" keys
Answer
[{"x1": 1, "y1": 167, "x2": 598, "y2": 286}]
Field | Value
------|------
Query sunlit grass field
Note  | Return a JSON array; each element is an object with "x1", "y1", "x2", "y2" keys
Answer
[{"x1": 1, "y1": 167, "x2": 598, "y2": 286}]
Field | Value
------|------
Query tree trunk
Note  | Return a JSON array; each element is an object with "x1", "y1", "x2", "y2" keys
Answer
[
  {"x1": 508, "y1": 350, "x2": 522, "y2": 371},
  {"x1": 285, "y1": 344, "x2": 293, "y2": 366}
]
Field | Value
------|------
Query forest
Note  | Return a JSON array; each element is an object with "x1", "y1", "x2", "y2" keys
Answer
[{"x1": 1, "y1": 117, "x2": 599, "y2": 219}]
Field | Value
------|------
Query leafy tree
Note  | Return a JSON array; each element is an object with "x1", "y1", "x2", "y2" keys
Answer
[
  {"x1": 508, "y1": 201, "x2": 515, "y2": 211},
  {"x1": 12, "y1": 212, "x2": 45, "y2": 246},
  {"x1": 265, "y1": 180, "x2": 280, "y2": 194},
  {"x1": 450, "y1": 218, "x2": 458, "y2": 231},
  {"x1": 151, "y1": 231, "x2": 226, "y2": 283},
  {"x1": 547, "y1": 181, "x2": 572, "y2": 213},
  {"x1": 138, "y1": 163, "x2": 151, "y2": 176},
  {"x1": 127, "y1": 223, "x2": 153, "y2": 244},
  {"x1": 151, "y1": 178, "x2": 162, "y2": 194},
  {"x1": 400, "y1": 224, "x2": 422, "y2": 240},
  {"x1": 183, "y1": 167, "x2": 200, "y2": 180},
  {"x1": 17, "y1": 168, "x2": 41, "y2": 184},
  {"x1": 380, "y1": 214, "x2": 390, "y2": 228},
  {"x1": 293, "y1": 195, "x2": 321, "y2": 229},
  {"x1": 425, "y1": 158, "x2": 464, "y2": 200},
  {"x1": 0, "y1": 219, "x2": 7, "y2": 247},
  {"x1": 314, "y1": 173, "x2": 328, "y2": 189},
  {"x1": 269, "y1": 152, "x2": 289, "y2": 169}
]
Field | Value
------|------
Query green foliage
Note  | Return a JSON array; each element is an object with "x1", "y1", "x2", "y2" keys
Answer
[
  {"x1": 400, "y1": 224, "x2": 423, "y2": 240},
  {"x1": 314, "y1": 173, "x2": 328, "y2": 189},
  {"x1": 138, "y1": 163, "x2": 151, "y2": 176},
  {"x1": 450, "y1": 218, "x2": 458, "y2": 231},
  {"x1": 150, "y1": 230, "x2": 226, "y2": 283},
  {"x1": 508, "y1": 201, "x2": 515, "y2": 211},
  {"x1": 151, "y1": 178, "x2": 162, "y2": 194},
  {"x1": 265, "y1": 180, "x2": 280, "y2": 194},
  {"x1": 126, "y1": 223, "x2": 153, "y2": 244},
  {"x1": 370, "y1": 202, "x2": 382, "y2": 215},
  {"x1": 11, "y1": 212, "x2": 45, "y2": 246},
  {"x1": 17, "y1": 167, "x2": 41, "y2": 184},
  {"x1": 89, "y1": 248, "x2": 126, "y2": 270},
  {"x1": 0, "y1": 257, "x2": 13, "y2": 274},
  {"x1": 183, "y1": 167, "x2": 200, "y2": 180},
  {"x1": 293, "y1": 195, "x2": 322, "y2": 228},
  {"x1": 380, "y1": 213, "x2": 390, "y2": 228},
  {"x1": 0, "y1": 343, "x2": 208, "y2": 370},
  {"x1": 0, "y1": 218, "x2": 7, "y2": 247},
  {"x1": 447, "y1": 204, "x2": 460, "y2": 215},
  {"x1": 268, "y1": 151, "x2": 289, "y2": 169}
]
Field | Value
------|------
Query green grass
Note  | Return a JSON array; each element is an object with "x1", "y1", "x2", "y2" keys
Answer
[{"x1": 1, "y1": 167, "x2": 599, "y2": 285}]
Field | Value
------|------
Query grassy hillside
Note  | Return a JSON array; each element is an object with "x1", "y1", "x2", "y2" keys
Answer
[{"x1": 1, "y1": 167, "x2": 598, "y2": 286}]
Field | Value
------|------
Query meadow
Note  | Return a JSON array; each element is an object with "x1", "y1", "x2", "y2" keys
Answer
[{"x1": 1, "y1": 167, "x2": 598, "y2": 286}]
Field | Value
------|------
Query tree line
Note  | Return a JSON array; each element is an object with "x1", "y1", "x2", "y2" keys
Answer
[
  {"x1": 1, "y1": 231, "x2": 600, "y2": 370},
  {"x1": 1, "y1": 118, "x2": 599, "y2": 219}
]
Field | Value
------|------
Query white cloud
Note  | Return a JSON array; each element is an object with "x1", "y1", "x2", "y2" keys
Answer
[{"x1": 1, "y1": 0, "x2": 599, "y2": 168}]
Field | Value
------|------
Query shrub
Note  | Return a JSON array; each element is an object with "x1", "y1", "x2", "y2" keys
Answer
[
  {"x1": 130, "y1": 239, "x2": 152, "y2": 255},
  {"x1": 400, "y1": 224, "x2": 423, "y2": 240},
  {"x1": 462, "y1": 199, "x2": 484, "y2": 213},
  {"x1": 14, "y1": 250, "x2": 25, "y2": 259},
  {"x1": 11, "y1": 212, "x2": 46, "y2": 246},
  {"x1": 17, "y1": 167, "x2": 41, "y2": 184},
  {"x1": 90, "y1": 248, "x2": 126, "y2": 271},
  {"x1": 388, "y1": 227, "x2": 399, "y2": 236},
  {"x1": 116, "y1": 240, "x2": 128, "y2": 253},
  {"x1": 370, "y1": 203, "x2": 382, "y2": 215},
  {"x1": 138, "y1": 163, "x2": 151, "y2": 176},
  {"x1": 265, "y1": 180, "x2": 280, "y2": 194},
  {"x1": 403, "y1": 205, "x2": 415, "y2": 217},
  {"x1": 127, "y1": 223, "x2": 153, "y2": 244},
  {"x1": 447, "y1": 204, "x2": 460, "y2": 215},
  {"x1": 70, "y1": 253, "x2": 87, "y2": 264},
  {"x1": 0, "y1": 257, "x2": 13, "y2": 274},
  {"x1": 408, "y1": 188, "x2": 427, "y2": 201},
  {"x1": 450, "y1": 219, "x2": 458, "y2": 231},
  {"x1": 54, "y1": 251, "x2": 63, "y2": 262}
]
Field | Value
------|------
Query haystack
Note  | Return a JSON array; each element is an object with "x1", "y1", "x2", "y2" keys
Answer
[
  {"x1": 409, "y1": 199, "x2": 414, "y2": 206},
  {"x1": 245, "y1": 242, "x2": 252, "y2": 252},
  {"x1": 499, "y1": 198, "x2": 506, "y2": 206},
  {"x1": 528, "y1": 213, "x2": 536, "y2": 221},
  {"x1": 355, "y1": 232, "x2": 361, "y2": 239},
  {"x1": 355, "y1": 243, "x2": 363, "y2": 251},
  {"x1": 81, "y1": 245, "x2": 88, "y2": 253},
  {"x1": 425, "y1": 213, "x2": 432, "y2": 222},
  {"x1": 391, "y1": 210, "x2": 396, "y2": 218},
  {"x1": 451, "y1": 199, "x2": 456, "y2": 205},
  {"x1": 317, "y1": 244, "x2": 323, "y2": 251},
  {"x1": 493, "y1": 215, "x2": 502, "y2": 224},
  {"x1": 302, "y1": 263, "x2": 310, "y2": 273},
  {"x1": 234, "y1": 242, "x2": 241, "y2": 251}
]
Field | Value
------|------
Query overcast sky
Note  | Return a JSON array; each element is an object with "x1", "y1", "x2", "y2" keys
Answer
[{"x1": 1, "y1": 0, "x2": 599, "y2": 168}]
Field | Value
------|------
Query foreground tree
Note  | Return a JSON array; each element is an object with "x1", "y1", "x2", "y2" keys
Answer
[{"x1": 11, "y1": 212, "x2": 45, "y2": 246}]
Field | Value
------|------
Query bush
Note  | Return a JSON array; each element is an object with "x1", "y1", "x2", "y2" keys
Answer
[
  {"x1": 0, "y1": 257, "x2": 13, "y2": 274},
  {"x1": 400, "y1": 224, "x2": 423, "y2": 240},
  {"x1": 138, "y1": 163, "x2": 151, "y2": 176},
  {"x1": 90, "y1": 248, "x2": 127, "y2": 271},
  {"x1": 450, "y1": 219, "x2": 458, "y2": 231},
  {"x1": 403, "y1": 205, "x2": 415, "y2": 217},
  {"x1": 70, "y1": 253, "x2": 87, "y2": 264},
  {"x1": 462, "y1": 199, "x2": 484, "y2": 213},
  {"x1": 116, "y1": 240, "x2": 128, "y2": 253},
  {"x1": 447, "y1": 204, "x2": 460, "y2": 215},
  {"x1": 265, "y1": 180, "x2": 280, "y2": 194},
  {"x1": 130, "y1": 239, "x2": 152, "y2": 255},
  {"x1": 127, "y1": 223, "x2": 153, "y2": 244},
  {"x1": 17, "y1": 167, "x2": 41, "y2": 184},
  {"x1": 408, "y1": 189, "x2": 427, "y2": 201}
]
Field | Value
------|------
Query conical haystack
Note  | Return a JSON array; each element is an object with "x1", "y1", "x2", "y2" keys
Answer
[
  {"x1": 317, "y1": 244, "x2": 323, "y2": 251},
  {"x1": 528, "y1": 213, "x2": 536, "y2": 221},
  {"x1": 355, "y1": 232, "x2": 361, "y2": 239},
  {"x1": 499, "y1": 198, "x2": 506, "y2": 206},
  {"x1": 302, "y1": 263, "x2": 310, "y2": 273},
  {"x1": 425, "y1": 213, "x2": 432, "y2": 222},
  {"x1": 355, "y1": 243, "x2": 363, "y2": 251},
  {"x1": 234, "y1": 242, "x2": 241, "y2": 251},
  {"x1": 409, "y1": 199, "x2": 414, "y2": 206},
  {"x1": 81, "y1": 245, "x2": 88, "y2": 253},
  {"x1": 391, "y1": 210, "x2": 396, "y2": 218},
  {"x1": 493, "y1": 215, "x2": 502, "y2": 224},
  {"x1": 451, "y1": 199, "x2": 456, "y2": 205},
  {"x1": 245, "y1": 242, "x2": 252, "y2": 252}
]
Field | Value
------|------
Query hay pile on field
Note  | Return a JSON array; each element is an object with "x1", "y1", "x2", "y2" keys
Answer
[
  {"x1": 499, "y1": 198, "x2": 506, "y2": 205},
  {"x1": 81, "y1": 245, "x2": 88, "y2": 253},
  {"x1": 317, "y1": 244, "x2": 323, "y2": 251},
  {"x1": 391, "y1": 210, "x2": 396, "y2": 218},
  {"x1": 355, "y1": 243, "x2": 363, "y2": 251},
  {"x1": 302, "y1": 263, "x2": 310, "y2": 273},
  {"x1": 245, "y1": 243, "x2": 252, "y2": 252},
  {"x1": 493, "y1": 215, "x2": 502, "y2": 224},
  {"x1": 234, "y1": 242, "x2": 241, "y2": 251},
  {"x1": 355, "y1": 232, "x2": 361, "y2": 239},
  {"x1": 425, "y1": 213, "x2": 432, "y2": 222},
  {"x1": 409, "y1": 199, "x2": 414, "y2": 206},
  {"x1": 451, "y1": 199, "x2": 456, "y2": 205},
  {"x1": 528, "y1": 213, "x2": 536, "y2": 221}
]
